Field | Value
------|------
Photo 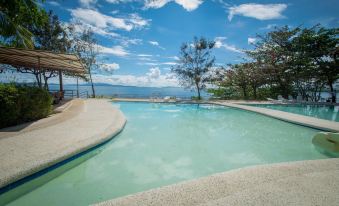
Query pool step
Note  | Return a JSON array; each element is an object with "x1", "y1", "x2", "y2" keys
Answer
[{"x1": 312, "y1": 132, "x2": 339, "y2": 157}]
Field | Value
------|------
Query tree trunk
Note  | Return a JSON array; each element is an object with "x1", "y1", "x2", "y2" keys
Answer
[
  {"x1": 196, "y1": 82, "x2": 201, "y2": 100},
  {"x1": 43, "y1": 74, "x2": 49, "y2": 90},
  {"x1": 34, "y1": 73, "x2": 42, "y2": 88},
  {"x1": 328, "y1": 81, "x2": 335, "y2": 103},
  {"x1": 242, "y1": 86, "x2": 248, "y2": 100},
  {"x1": 88, "y1": 68, "x2": 95, "y2": 98},
  {"x1": 252, "y1": 85, "x2": 257, "y2": 100}
]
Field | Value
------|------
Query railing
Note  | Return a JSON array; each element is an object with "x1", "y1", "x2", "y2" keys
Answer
[
  {"x1": 49, "y1": 90, "x2": 89, "y2": 99},
  {"x1": 79, "y1": 91, "x2": 89, "y2": 98}
]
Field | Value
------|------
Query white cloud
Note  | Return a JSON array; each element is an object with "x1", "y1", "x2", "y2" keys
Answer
[
  {"x1": 100, "y1": 63, "x2": 120, "y2": 72},
  {"x1": 247, "y1": 37, "x2": 256, "y2": 45},
  {"x1": 214, "y1": 37, "x2": 243, "y2": 53},
  {"x1": 69, "y1": 8, "x2": 150, "y2": 32},
  {"x1": 144, "y1": 0, "x2": 171, "y2": 9},
  {"x1": 98, "y1": 45, "x2": 130, "y2": 56},
  {"x1": 48, "y1": 1, "x2": 60, "y2": 6},
  {"x1": 214, "y1": 36, "x2": 227, "y2": 48},
  {"x1": 92, "y1": 69, "x2": 179, "y2": 87},
  {"x1": 129, "y1": 13, "x2": 150, "y2": 28},
  {"x1": 149, "y1": 41, "x2": 159, "y2": 46},
  {"x1": 2, "y1": 68, "x2": 178, "y2": 87},
  {"x1": 137, "y1": 62, "x2": 159, "y2": 66},
  {"x1": 120, "y1": 38, "x2": 143, "y2": 46},
  {"x1": 106, "y1": 0, "x2": 136, "y2": 3},
  {"x1": 149, "y1": 41, "x2": 165, "y2": 50},
  {"x1": 138, "y1": 57, "x2": 156, "y2": 61},
  {"x1": 161, "y1": 62, "x2": 177, "y2": 65},
  {"x1": 138, "y1": 54, "x2": 153, "y2": 57},
  {"x1": 79, "y1": 0, "x2": 97, "y2": 8},
  {"x1": 144, "y1": 0, "x2": 203, "y2": 11},
  {"x1": 168, "y1": 56, "x2": 180, "y2": 60},
  {"x1": 147, "y1": 67, "x2": 161, "y2": 79},
  {"x1": 70, "y1": 22, "x2": 120, "y2": 38},
  {"x1": 260, "y1": 24, "x2": 277, "y2": 30},
  {"x1": 228, "y1": 3, "x2": 287, "y2": 21},
  {"x1": 174, "y1": 0, "x2": 204, "y2": 11}
]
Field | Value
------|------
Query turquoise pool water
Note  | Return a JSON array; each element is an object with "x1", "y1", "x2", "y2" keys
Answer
[
  {"x1": 1, "y1": 102, "x2": 328, "y2": 205},
  {"x1": 246, "y1": 104, "x2": 339, "y2": 122}
]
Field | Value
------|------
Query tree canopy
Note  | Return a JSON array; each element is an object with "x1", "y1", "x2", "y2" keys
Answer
[
  {"x1": 171, "y1": 37, "x2": 216, "y2": 100},
  {"x1": 214, "y1": 25, "x2": 338, "y2": 102},
  {"x1": 0, "y1": 0, "x2": 47, "y2": 48}
]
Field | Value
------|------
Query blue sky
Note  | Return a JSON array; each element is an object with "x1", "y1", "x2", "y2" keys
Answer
[{"x1": 10, "y1": 0, "x2": 339, "y2": 86}]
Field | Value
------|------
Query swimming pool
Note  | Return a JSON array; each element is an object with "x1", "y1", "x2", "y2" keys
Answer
[
  {"x1": 1, "y1": 102, "x2": 329, "y2": 205},
  {"x1": 245, "y1": 104, "x2": 339, "y2": 122}
]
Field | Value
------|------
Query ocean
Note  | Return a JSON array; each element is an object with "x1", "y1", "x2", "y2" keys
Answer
[{"x1": 49, "y1": 84, "x2": 210, "y2": 99}]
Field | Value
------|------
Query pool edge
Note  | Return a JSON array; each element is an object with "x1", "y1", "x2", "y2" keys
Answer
[
  {"x1": 0, "y1": 100, "x2": 127, "y2": 195},
  {"x1": 211, "y1": 101, "x2": 339, "y2": 132}
]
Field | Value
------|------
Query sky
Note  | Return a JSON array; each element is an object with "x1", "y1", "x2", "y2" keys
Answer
[{"x1": 3, "y1": 0, "x2": 339, "y2": 87}]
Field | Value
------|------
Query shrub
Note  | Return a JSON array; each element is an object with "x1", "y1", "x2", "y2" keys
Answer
[{"x1": 0, "y1": 84, "x2": 52, "y2": 128}]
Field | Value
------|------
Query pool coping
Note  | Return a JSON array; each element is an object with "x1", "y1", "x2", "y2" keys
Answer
[
  {"x1": 0, "y1": 99, "x2": 127, "y2": 194},
  {"x1": 211, "y1": 101, "x2": 339, "y2": 132}
]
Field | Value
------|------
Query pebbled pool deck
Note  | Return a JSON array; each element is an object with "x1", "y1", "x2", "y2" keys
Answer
[
  {"x1": 97, "y1": 158, "x2": 339, "y2": 206},
  {"x1": 211, "y1": 101, "x2": 339, "y2": 132},
  {"x1": 0, "y1": 99, "x2": 126, "y2": 189}
]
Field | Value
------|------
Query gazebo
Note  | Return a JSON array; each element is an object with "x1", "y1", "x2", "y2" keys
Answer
[{"x1": 0, "y1": 47, "x2": 85, "y2": 95}]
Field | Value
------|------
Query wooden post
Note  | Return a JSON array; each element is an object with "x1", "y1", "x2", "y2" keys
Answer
[
  {"x1": 77, "y1": 77, "x2": 79, "y2": 98},
  {"x1": 59, "y1": 70, "x2": 63, "y2": 100},
  {"x1": 38, "y1": 57, "x2": 42, "y2": 88},
  {"x1": 58, "y1": 70, "x2": 63, "y2": 91}
]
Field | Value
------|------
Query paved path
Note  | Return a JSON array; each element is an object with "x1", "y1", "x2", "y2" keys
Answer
[
  {"x1": 97, "y1": 158, "x2": 339, "y2": 206},
  {"x1": 0, "y1": 99, "x2": 126, "y2": 189},
  {"x1": 211, "y1": 101, "x2": 339, "y2": 132}
]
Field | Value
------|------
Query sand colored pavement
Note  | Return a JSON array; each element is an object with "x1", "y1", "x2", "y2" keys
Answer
[{"x1": 0, "y1": 99, "x2": 126, "y2": 189}]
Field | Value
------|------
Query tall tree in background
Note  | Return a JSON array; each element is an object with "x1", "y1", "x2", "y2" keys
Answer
[
  {"x1": 227, "y1": 64, "x2": 250, "y2": 99},
  {"x1": 306, "y1": 26, "x2": 338, "y2": 102},
  {"x1": 247, "y1": 26, "x2": 300, "y2": 98},
  {"x1": 171, "y1": 37, "x2": 215, "y2": 100},
  {"x1": 73, "y1": 28, "x2": 98, "y2": 98},
  {"x1": 245, "y1": 62, "x2": 265, "y2": 99},
  {"x1": 0, "y1": 0, "x2": 47, "y2": 48}
]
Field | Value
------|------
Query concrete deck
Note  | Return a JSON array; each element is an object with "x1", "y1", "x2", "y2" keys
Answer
[
  {"x1": 97, "y1": 158, "x2": 339, "y2": 206},
  {"x1": 212, "y1": 101, "x2": 339, "y2": 132},
  {"x1": 0, "y1": 99, "x2": 126, "y2": 189}
]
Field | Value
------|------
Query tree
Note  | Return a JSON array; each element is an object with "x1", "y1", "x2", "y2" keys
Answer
[
  {"x1": 0, "y1": 0, "x2": 47, "y2": 48},
  {"x1": 73, "y1": 27, "x2": 98, "y2": 98},
  {"x1": 243, "y1": 62, "x2": 265, "y2": 99},
  {"x1": 12, "y1": 11, "x2": 73, "y2": 89},
  {"x1": 171, "y1": 37, "x2": 215, "y2": 100},
  {"x1": 306, "y1": 26, "x2": 338, "y2": 102},
  {"x1": 247, "y1": 26, "x2": 300, "y2": 98},
  {"x1": 227, "y1": 64, "x2": 250, "y2": 99},
  {"x1": 33, "y1": 11, "x2": 72, "y2": 89}
]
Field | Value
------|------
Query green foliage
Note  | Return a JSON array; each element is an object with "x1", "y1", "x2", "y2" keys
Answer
[
  {"x1": 208, "y1": 87, "x2": 241, "y2": 100},
  {"x1": 172, "y1": 36, "x2": 216, "y2": 100},
  {"x1": 213, "y1": 25, "x2": 338, "y2": 102},
  {"x1": 0, "y1": 0, "x2": 48, "y2": 48},
  {"x1": 0, "y1": 84, "x2": 52, "y2": 128}
]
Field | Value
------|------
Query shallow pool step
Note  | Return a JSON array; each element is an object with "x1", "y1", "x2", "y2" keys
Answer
[{"x1": 312, "y1": 132, "x2": 339, "y2": 157}]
